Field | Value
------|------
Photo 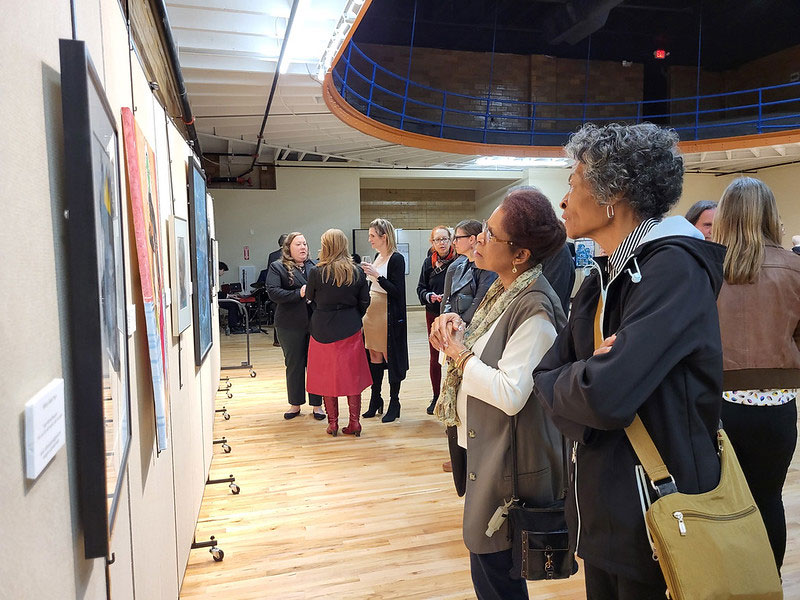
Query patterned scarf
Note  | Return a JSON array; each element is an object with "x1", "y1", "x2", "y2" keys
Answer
[
  {"x1": 435, "y1": 264, "x2": 542, "y2": 427},
  {"x1": 431, "y1": 247, "x2": 456, "y2": 274}
]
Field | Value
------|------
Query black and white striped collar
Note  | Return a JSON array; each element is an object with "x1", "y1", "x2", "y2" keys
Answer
[{"x1": 608, "y1": 218, "x2": 659, "y2": 280}]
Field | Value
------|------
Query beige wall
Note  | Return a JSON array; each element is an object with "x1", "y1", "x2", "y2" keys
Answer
[
  {"x1": 0, "y1": 0, "x2": 216, "y2": 598},
  {"x1": 213, "y1": 168, "x2": 361, "y2": 278}
]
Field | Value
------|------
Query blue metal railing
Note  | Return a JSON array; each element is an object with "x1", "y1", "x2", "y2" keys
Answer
[{"x1": 332, "y1": 42, "x2": 800, "y2": 146}]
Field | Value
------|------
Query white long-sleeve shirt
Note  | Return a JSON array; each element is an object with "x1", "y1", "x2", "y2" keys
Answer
[{"x1": 456, "y1": 312, "x2": 557, "y2": 448}]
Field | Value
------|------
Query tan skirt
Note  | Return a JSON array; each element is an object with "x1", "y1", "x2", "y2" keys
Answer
[{"x1": 363, "y1": 291, "x2": 388, "y2": 354}]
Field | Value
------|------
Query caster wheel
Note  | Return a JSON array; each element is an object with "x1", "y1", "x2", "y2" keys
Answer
[
  {"x1": 250, "y1": 371, "x2": 257, "y2": 378},
  {"x1": 222, "y1": 443, "x2": 231, "y2": 453},
  {"x1": 225, "y1": 381, "x2": 232, "y2": 389},
  {"x1": 226, "y1": 391, "x2": 233, "y2": 399},
  {"x1": 230, "y1": 483, "x2": 241, "y2": 495},
  {"x1": 223, "y1": 412, "x2": 231, "y2": 420},
  {"x1": 210, "y1": 547, "x2": 224, "y2": 562}
]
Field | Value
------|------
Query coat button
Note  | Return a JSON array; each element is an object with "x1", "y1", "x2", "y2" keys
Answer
[
  {"x1": 468, "y1": 472, "x2": 476, "y2": 481},
  {"x1": 468, "y1": 429, "x2": 476, "y2": 438}
]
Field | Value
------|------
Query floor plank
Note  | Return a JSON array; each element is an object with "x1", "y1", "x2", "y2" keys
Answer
[{"x1": 181, "y1": 310, "x2": 800, "y2": 599}]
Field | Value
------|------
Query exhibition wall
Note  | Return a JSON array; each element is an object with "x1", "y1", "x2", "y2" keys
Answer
[{"x1": 0, "y1": 1, "x2": 218, "y2": 598}]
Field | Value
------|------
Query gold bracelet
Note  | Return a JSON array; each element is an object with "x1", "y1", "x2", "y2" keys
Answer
[{"x1": 455, "y1": 351, "x2": 474, "y2": 371}]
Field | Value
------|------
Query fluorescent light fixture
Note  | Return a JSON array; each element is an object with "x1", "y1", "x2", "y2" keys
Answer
[{"x1": 474, "y1": 156, "x2": 571, "y2": 168}]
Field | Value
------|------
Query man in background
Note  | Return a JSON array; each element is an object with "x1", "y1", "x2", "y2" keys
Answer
[{"x1": 685, "y1": 200, "x2": 717, "y2": 241}]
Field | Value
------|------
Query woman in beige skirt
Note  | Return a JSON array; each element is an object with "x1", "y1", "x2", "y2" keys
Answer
[{"x1": 360, "y1": 218, "x2": 409, "y2": 422}]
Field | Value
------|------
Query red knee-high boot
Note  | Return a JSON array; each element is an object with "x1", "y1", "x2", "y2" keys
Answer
[
  {"x1": 323, "y1": 396, "x2": 339, "y2": 437},
  {"x1": 341, "y1": 395, "x2": 362, "y2": 437}
]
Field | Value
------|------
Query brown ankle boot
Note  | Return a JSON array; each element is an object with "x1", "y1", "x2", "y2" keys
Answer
[
  {"x1": 342, "y1": 395, "x2": 362, "y2": 437},
  {"x1": 323, "y1": 396, "x2": 339, "y2": 436}
]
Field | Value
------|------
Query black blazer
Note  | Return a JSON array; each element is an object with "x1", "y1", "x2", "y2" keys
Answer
[
  {"x1": 306, "y1": 266, "x2": 370, "y2": 343},
  {"x1": 265, "y1": 259, "x2": 315, "y2": 330},
  {"x1": 373, "y1": 252, "x2": 409, "y2": 381}
]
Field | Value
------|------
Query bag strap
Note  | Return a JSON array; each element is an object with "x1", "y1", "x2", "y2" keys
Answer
[
  {"x1": 592, "y1": 294, "x2": 677, "y2": 498},
  {"x1": 510, "y1": 415, "x2": 568, "y2": 501}
]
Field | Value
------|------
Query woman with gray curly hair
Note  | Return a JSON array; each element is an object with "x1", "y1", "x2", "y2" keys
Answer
[{"x1": 533, "y1": 123, "x2": 727, "y2": 599}]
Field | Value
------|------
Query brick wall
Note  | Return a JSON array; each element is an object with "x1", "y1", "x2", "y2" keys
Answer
[
  {"x1": 360, "y1": 188, "x2": 476, "y2": 230},
  {"x1": 356, "y1": 43, "x2": 643, "y2": 141}
]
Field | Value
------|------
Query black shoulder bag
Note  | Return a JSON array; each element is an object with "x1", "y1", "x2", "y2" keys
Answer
[{"x1": 507, "y1": 416, "x2": 578, "y2": 580}]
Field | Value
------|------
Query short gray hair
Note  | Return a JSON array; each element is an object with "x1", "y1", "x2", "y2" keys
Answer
[{"x1": 565, "y1": 123, "x2": 684, "y2": 220}]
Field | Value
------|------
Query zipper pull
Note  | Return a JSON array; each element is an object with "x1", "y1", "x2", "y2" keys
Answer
[
  {"x1": 571, "y1": 442, "x2": 577, "y2": 463},
  {"x1": 673, "y1": 511, "x2": 686, "y2": 536}
]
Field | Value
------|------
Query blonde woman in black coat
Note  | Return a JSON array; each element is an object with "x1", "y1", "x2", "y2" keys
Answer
[{"x1": 360, "y1": 218, "x2": 409, "y2": 422}]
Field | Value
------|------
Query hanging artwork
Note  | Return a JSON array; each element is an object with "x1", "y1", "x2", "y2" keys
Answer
[
  {"x1": 59, "y1": 39, "x2": 132, "y2": 559},
  {"x1": 121, "y1": 106, "x2": 169, "y2": 452},
  {"x1": 188, "y1": 157, "x2": 213, "y2": 365},
  {"x1": 168, "y1": 215, "x2": 192, "y2": 334}
]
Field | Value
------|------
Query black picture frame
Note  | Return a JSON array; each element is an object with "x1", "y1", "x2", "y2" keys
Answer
[
  {"x1": 60, "y1": 39, "x2": 132, "y2": 559},
  {"x1": 188, "y1": 157, "x2": 212, "y2": 365}
]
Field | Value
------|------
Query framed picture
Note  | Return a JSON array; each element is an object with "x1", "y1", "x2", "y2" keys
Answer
[
  {"x1": 121, "y1": 107, "x2": 169, "y2": 453},
  {"x1": 397, "y1": 242, "x2": 410, "y2": 275},
  {"x1": 59, "y1": 39, "x2": 132, "y2": 559},
  {"x1": 188, "y1": 157, "x2": 212, "y2": 365},
  {"x1": 168, "y1": 215, "x2": 192, "y2": 335}
]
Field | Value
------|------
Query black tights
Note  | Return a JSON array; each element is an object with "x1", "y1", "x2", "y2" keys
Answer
[{"x1": 721, "y1": 399, "x2": 797, "y2": 572}]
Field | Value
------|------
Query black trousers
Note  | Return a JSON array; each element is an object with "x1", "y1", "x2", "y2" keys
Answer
[
  {"x1": 470, "y1": 550, "x2": 528, "y2": 600},
  {"x1": 276, "y1": 326, "x2": 321, "y2": 407},
  {"x1": 721, "y1": 398, "x2": 797, "y2": 571},
  {"x1": 584, "y1": 562, "x2": 666, "y2": 600}
]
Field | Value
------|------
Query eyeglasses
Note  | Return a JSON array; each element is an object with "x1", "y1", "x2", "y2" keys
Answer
[
  {"x1": 482, "y1": 220, "x2": 515, "y2": 246},
  {"x1": 453, "y1": 234, "x2": 472, "y2": 241},
  {"x1": 432, "y1": 237, "x2": 451, "y2": 243}
]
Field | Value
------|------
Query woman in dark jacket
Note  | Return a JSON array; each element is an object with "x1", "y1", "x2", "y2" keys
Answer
[
  {"x1": 306, "y1": 229, "x2": 372, "y2": 437},
  {"x1": 533, "y1": 123, "x2": 725, "y2": 599},
  {"x1": 417, "y1": 225, "x2": 457, "y2": 411},
  {"x1": 266, "y1": 232, "x2": 324, "y2": 420},
  {"x1": 361, "y1": 218, "x2": 409, "y2": 423},
  {"x1": 714, "y1": 177, "x2": 800, "y2": 573}
]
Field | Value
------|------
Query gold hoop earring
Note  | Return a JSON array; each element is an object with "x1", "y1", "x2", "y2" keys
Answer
[
  {"x1": 606, "y1": 204, "x2": 615, "y2": 219},
  {"x1": 512, "y1": 263, "x2": 518, "y2": 274}
]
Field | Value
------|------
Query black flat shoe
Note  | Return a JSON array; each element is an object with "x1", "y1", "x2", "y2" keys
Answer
[
  {"x1": 426, "y1": 398, "x2": 438, "y2": 415},
  {"x1": 312, "y1": 411, "x2": 326, "y2": 421},
  {"x1": 284, "y1": 409, "x2": 301, "y2": 420}
]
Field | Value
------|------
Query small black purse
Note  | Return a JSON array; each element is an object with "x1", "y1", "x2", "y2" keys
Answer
[{"x1": 507, "y1": 417, "x2": 578, "y2": 581}]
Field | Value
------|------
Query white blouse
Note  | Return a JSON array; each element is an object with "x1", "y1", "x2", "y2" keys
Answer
[
  {"x1": 456, "y1": 311, "x2": 558, "y2": 448},
  {"x1": 368, "y1": 254, "x2": 390, "y2": 294}
]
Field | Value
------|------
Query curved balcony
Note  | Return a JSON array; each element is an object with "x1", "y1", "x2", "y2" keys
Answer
[{"x1": 324, "y1": 41, "x2": 800, "y2": 156}]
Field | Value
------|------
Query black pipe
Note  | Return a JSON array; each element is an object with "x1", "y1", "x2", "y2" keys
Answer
[
  {"x1": 239, "y1": 0, "x2": 301, "y2": 177},
  {"x1": 151, "y1": 0, "x2": 202, "y2": 156}
]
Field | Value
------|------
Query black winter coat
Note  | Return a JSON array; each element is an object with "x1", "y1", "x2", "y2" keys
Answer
[
  {"x1": 306, "y1": 266, "x2": 370, "y2": 343},
  {"x1": 374, "y1": 252, "x2": 409, "y2": 382},
  {"x1": 533, "y1": 218, "x2": 726, "y2": 584},
  {"x1": 417, "y1": 251, "x2": 456, "y2": 314},
  {"x1": 265, "y1": 259, "x2": 315, "y2": 330}
]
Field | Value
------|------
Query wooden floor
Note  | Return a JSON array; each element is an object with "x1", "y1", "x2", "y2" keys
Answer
[{"x1": 180, "y1": 310, "x2": 800, "y2": 599}]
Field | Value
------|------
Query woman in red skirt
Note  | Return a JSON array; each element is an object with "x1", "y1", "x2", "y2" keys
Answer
[{"x1": 306, "y1": 229, "x2": 372, "y2": 437}]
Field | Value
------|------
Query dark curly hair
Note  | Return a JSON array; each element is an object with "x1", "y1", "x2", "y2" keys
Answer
[
  {"x1": 565, "y1": 122, "x2": 684, "y2": 220},
  {"x1": 501, "y1": 186, "x2": 566, "y2": 266}
]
